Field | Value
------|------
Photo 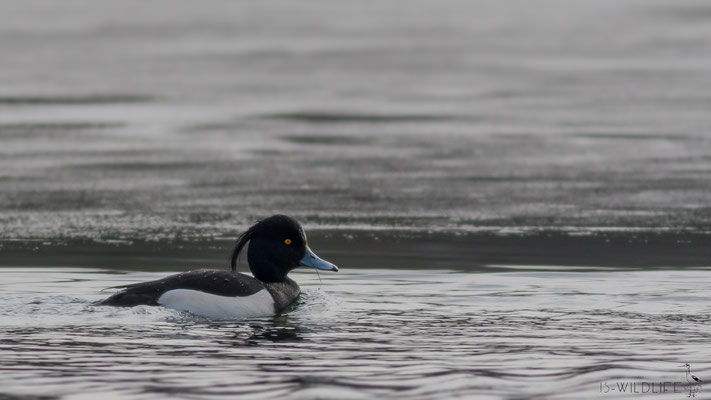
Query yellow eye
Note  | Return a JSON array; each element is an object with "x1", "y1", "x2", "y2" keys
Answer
[{"x1": 284, "y1": 238, "x2": 292, "y2": 245}]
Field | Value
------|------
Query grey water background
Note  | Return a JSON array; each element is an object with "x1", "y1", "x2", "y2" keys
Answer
[{"x1": 2, "y1": 0, "x2": 711, "y2": 399}]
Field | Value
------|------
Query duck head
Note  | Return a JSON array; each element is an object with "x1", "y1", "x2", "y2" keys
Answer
[{"x1": 230, "y1": 214, "x2": 338, "y2": 282}]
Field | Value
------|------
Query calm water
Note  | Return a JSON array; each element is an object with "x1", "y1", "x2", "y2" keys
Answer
[
  {"x1": 1, "y1": 267, "x2": 710, "y2": 400},
  {"x1": 2, "y1": 0, "x2": 711, "y2": 399},
  {"x1": 2, "y1": 0, "x2": 711, "y2": 238}
]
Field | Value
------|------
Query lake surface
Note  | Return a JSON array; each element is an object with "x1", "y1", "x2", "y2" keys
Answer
[
  {"x1": 2, "y1": 0, "x2": 711, "y2": 399},
  {"x1": 1, "y1": 267, "x2": 711, "y2": 400},
  {"x1": 2, "y1": 0, "x2": 711, "y2": 238}
]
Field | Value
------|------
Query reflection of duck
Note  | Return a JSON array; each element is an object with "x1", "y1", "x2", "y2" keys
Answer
[
  {"x1": 247, "y1": 319, "x2": 304, "y2": 344},
  {"x1": 682, "y1": 363, "x2": 703, "y2": 384},
  {"x1": 101, "y1": 215, "x2": 338, "y2": 318}
]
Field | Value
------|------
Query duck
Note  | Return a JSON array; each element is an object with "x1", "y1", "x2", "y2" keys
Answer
[{"x1": 100, "y1": 214, "x2": 338, "y2": 318}]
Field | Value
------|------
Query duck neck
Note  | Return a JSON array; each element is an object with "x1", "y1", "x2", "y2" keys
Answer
[{"x1": 263, "y1": 278, "x2": 300, "y2": 312}]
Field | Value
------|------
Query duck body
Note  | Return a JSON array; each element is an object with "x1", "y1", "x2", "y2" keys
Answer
[
  {"x1": 100, "y1": 215, "x2": 338, "y2": 319},
  {"x1": 101, "y1": 269, "x2": 301, "y2": 318}
]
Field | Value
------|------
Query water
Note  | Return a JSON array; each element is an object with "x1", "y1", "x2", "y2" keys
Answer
[
  {"x1": 3, "y1": 0, "x2": 711, "y2": 399},
  {"x1": 0, "y1": 267, "x2": 709, "y2": 400},
  {"x1": 2, "y1": 0, "x2": 711, "y2": 238}
]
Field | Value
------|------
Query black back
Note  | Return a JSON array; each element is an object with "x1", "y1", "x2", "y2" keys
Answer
[{"x1": 100, "y1": 270, "x2": 265, "y2": 307}]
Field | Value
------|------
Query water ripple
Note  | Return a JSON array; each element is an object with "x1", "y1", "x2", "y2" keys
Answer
[{"x1": 0, "y1": 268, "x2": 709, "y2": 399}]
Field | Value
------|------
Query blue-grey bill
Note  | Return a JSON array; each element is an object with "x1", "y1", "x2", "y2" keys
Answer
[{"x1": 299, "y1": 246, "x2": 338, "y2": 272}]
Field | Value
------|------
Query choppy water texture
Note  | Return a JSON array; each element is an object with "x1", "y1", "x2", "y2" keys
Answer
[
  {"x1": 0, "y1": 267, "x2": 710, "y2": 400},
  {"x1": 3, "y1": 0, "x2": 711, "y2": 399}
]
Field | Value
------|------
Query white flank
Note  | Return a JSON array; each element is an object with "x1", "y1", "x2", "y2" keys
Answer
[{"x1": 157, "y1": 289, "x2": 275, "y2": 319}]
